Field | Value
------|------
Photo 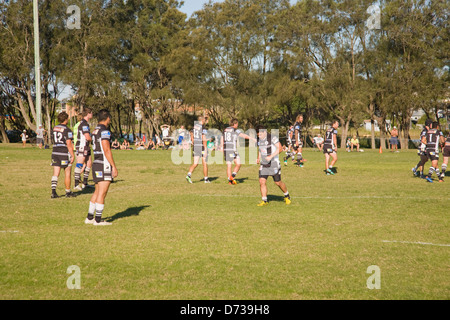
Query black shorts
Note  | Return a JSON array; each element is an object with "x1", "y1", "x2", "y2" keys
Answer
[
  {"x1": 225, "y1": 151, "x2": 240, "y2": 163},
  {"x1": 92, "y1": 161, "x2": 112, "y2": 183},
  {"x1": 259, "y1": 165, "x2": 281, "y2": 182},
  {"x1": 426, "y1": 151, "x2": 439, "y2": 161},
  {"x1": 76, "y1": 146, "x2": 91, "y2": 158},
  {"x1": 443, "y1": 146, "x2": 450, "y2": 157},
  {"x1": 36, "y1": 138, "x2": 44, "y2": 145},
  {"x1": 323, "y1": 145, "x2": 336, "y2": 154},
  {"x1": 52, "y1": 152, "x2": 71, "y2": 168}
]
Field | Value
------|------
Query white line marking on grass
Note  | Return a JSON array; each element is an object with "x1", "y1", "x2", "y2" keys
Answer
[
  {"x1": 197, "y1": 194, "x2": 438, "y2": 200},
  {"x1": 0, "y1": 230, "x2": 19, "y2": 233},
  {"x1": 382, "y1": 240, "x2": 450, "y2": 247}
]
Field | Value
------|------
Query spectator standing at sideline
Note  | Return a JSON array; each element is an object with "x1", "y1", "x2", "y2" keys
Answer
[
  {"x1": 390, "y1": 126, "x2": 399, "y2": 152},
  {"x1": 36, "y1": 125, "x2": 46, "y2": 149}
]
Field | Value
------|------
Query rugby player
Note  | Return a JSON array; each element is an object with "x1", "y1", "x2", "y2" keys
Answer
[
  {"x1": 186, "y1": 116, "x2": 210, "y2": 184},
  {"x1": 221, "y1": 118, "x2": 256, "y2": 184},
  {"x1": 51, "y1": 112, "x2": 76, "y2": 198},
  {"x1": 412, "y1": 119, "x2": 432, "y2": 178},
  {"x1": 74, "y1": 108, "x2": 93, "y2": 190},
  {"x1": 293, "y1": 114, "x2": 306, "y2": 167},
  {"x1": 256, "y1": 125, "x2": 291, "y2": 206},
  {"x1": 422, "y1": 121, "x2": 445, "y2": 183},
  {"x1": 85, "y1": 109, "x2": 118, "y2": 226},
  {"x1": 283, "y1": 125, "x2": 294, "y2": 166},
  {"x1": 323, "y1": 120, "x2": 339, "y2": 175},
  {"x1": 440, "y1": 131, "x2": 450, "y2": 182}
]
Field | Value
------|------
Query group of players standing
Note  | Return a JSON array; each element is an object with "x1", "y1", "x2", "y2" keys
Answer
[
  {"x1": 184, "y1": 114, "x2": 341, "y2": 206},
  {"x1": 50, "y1": 108, "x2": 118, "y2": 226},
  {"x1": 48, "y1": 110, "x2": 447, "y2": 219},
  {"x1": 411, "y1": 119, "x2": 450, "y2": 183}
]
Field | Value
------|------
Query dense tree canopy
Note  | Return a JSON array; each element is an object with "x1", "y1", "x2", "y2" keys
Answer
[{"x1": 0, "y1": 0, "x2": 448, "y2": 148}]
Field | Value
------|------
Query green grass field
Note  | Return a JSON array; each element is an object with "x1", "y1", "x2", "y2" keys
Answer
[{"x1": 0, "y1": 144, "x2": 448, "y2": 300}]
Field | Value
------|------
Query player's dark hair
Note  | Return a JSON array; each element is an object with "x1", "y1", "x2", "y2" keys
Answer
[
  {"x1": 57, "y1": 112, "x2": 69, "y2": 124},
  {"x1": 97, "y1": 109, "x2": 111, "y2": 122},
  {"x1": 431, "y1": 121, "x2": 439, "y2": 129},
  {"x1": 82, "y1": 107, "x2": 92, "y2": 117},
  {"x1": 256, "y1": 125, "x2": 266, "y2": 132},
  {"x1": 425, "y1": 119, "x2": 432, "y2": 127},
  {"x1": 332, "y1": 120, "x2": 339, "y2": 126},
  {"x1": 230, "y1": 118, "x2": 238, "y2": 126}
]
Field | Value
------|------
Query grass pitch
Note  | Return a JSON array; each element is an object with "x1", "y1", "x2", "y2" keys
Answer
[{"x1": 0, "y1": 144, "x2": 448, "y2": 300}]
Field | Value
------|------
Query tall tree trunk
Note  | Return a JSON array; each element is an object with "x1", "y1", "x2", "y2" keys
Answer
[{"x1": 0, "y1": 116, "x2": 9, "y2": 143}]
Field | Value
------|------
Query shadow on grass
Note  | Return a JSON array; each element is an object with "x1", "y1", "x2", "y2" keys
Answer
[
  {"x1": 105, "y1": 205, "x2": 151, "y2": 222},
  {"x1": 235, "y1": 177, "x2": 248, "y2": 184},
  {"x1": 198, "y1": 176, "x2": 219, "y2": 182},
  {"x1": 267, "y1": 195, "x2": 286, "y2": 202}
]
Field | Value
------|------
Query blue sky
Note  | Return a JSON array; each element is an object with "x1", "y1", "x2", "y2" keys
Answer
[
  {"x1": 179, "y1": 0, "x2": 297, "y2": 18},
  {"x1": 178, "y1": 0, "x2": 218, "y2": 18}
]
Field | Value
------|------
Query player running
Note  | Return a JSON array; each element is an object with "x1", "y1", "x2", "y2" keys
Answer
[
  {"x1": 74, "y1": 108, "x2": 93, "y2": 191},
  {"x1": 412, "y1": 119, "x2": 432, "y2": 178},
  {"x1": 422, "y1": 121, "x2": 445, "y2": 183},
  {"x1": 51, "y1": 112, "x2": 76, "y2": 199},
  {"x1": 440, "y1": 131, "x2": 450, "y2": 182},
  {"x1": 221, "y1": 118, "x2": 256, "y2": 184},
  {"x1": 256, "y1": 125, "x2": 291, "y2": 206},
  {"x1": 186, "y1": 116, "x2": 210, "y2": 184},
  {"x1": 84, "y1": 109, "x2": 118, "y2": 226},
  {"x1": 323, "y1": 120, "x2": 339, "y2": 175}
]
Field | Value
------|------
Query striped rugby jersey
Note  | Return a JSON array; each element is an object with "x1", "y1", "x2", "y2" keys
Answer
[
  {"x1": 76, "y1": 119, "x2": 91, "y2": 151},
  {"x1": 92, "y1": 124, "x2": 112, "y2": 166},
  {"x1": 52, "y1": 124, "x2": 73, "y2": 155},
  {"x1": 223, "y1": 126, "x2": 242, "y2": 152}
]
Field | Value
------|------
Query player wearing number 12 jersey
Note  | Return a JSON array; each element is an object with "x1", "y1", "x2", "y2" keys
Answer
[{"x1": 51, "y1": 112, "x2": 76, "y2": 198}]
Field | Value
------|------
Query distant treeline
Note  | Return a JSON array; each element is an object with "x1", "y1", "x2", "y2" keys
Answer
[{"x1": 0, "y1": 0, "x2": 448, "y2": 149}]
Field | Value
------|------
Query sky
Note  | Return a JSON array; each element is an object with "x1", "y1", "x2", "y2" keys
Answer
[{"x1": 178, "y1": 0, "x2": 219, "y2": 18}]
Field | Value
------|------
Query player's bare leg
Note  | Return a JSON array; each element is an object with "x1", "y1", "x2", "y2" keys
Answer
[
  {"x1": 275, "y1": 180, "x2": 291, "y2": 205},
  {"x1": 257, "y1": 178, "x2": 269, "y2": 206},
  {"x1": 186, "y1": 156, "x2": 199, "y2": 183},
  {"x1": 87, "y1": 181, "x2": 112, "y2": 225},
  {"x1": 228, "y1": 158, "x2": 241, "y2": 184},
  {"x1": 202, "y1": 156, "x2": 210, "y2": 183},
  {"x1": 51, "y1": 167, "x2": 61, "y2": 198}
]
